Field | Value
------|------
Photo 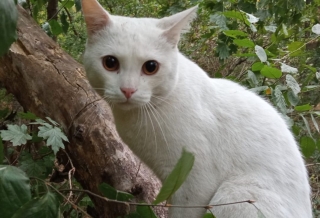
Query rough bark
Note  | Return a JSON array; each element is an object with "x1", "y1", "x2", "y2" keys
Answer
[{"x1": 0, "y1": 6, "x2": 165, "y2": 218}]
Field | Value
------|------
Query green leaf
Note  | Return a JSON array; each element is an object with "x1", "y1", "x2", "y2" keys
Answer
[
  {"x1": 301, "y1": 85, "x2": 320, "y2": 92},
  {"x1": 61, "y1": 0, "x2": 74, "y2": 9},
  {"x1": 0, "y1": 0, "x2": 18, "y2": 56},
  {"x1": 260, "y1": 66, "x2": 282, "y2": 79},
  {"x1": 12, "y1": 192, "x2": 59, "y2": 218},
  {"x1": 0, "y1": 165, "x2": 31, "y2": 218},
  {"x1": 48, "y1": 19, "x2": 63, "y2": 36},
  {"x1": 233, "y1": 39, "x2": 255, "y2": 48},
  {"x1": 203, "y1": 213, "x2": 216, "y2": 218},
  {"x1": 0, "y1": 124, "x2": 32, "y2": 146},
  {"x1": 99, "y1": 183, "x2": 134, "y2": 202},
  {"x1": 38, "y1": 125, "x2": 68, "y2": 154},
  {"x1": 32, "y1": 4, "x2": 39, "y2": 20},
  {"x1": 300, "y1": 114, "x2": 313, "y2": 139},
  {"x1": 18, "y1": 111, "x2": 38, "y2": 120},
  {"x1": 317, "y1": 140, "x2": 320, "y2": 151},
  {"x1": 223, "y1": 30, "x2": 248, "y2": 38},
  {"x1": 272, "y1": 86, "x2": 287, "y2": 114},
  {"x1": 31, "y1": 118, "x2": 50, "y2": 126},
  {"x1": 287, "y1": 41, "x2": 305, "y2": 56},
  {"x1": 32, "y1": 131, "x2": 44, "y2": 143},
  {"x1": 288, "y1": 41, "x2": 304, "y2": 51},
  {"x1": 295, "y1": 104, "x2": 312, "y2": 112},
  {"x1": 251, "y1": 62, "x2": 264, "y2": 71},
  {"x1": 136, "y1": 206, "x2": 157, "y2": 218},
  {"x1": 238, "y1": 1, "x2": 256, "y2": 13},
  {"x1": 281, "y1": 63, "x2": 298, "y2": 74},
  {"x1": 223, "y1": 10, "x2": 244, "y2": 20},
  {"x1": 250, "y1": 86, "x2": 268, "y2": 94},
  {"x1": 311, "y1": 114, "x2": 319, "y2": 133},
  {"x1": 79, "y1": 196, "x2": 94, "y2": 207},
  {"x1": 287, "y1": 90, "x2": 299, "y2": 106},
  {"x1": 210, "y1": 13, "x2": 227, "y2": 30},
  {"x1": 74, "y1": 0, "x2": 81, "y2": 11},
  {"x1": 216, "y1": 43, "x2": 229, "y2": 59},
  {"x1": 223, "y1": 10, "x2": 250, "y2": 25},
  {"x1": 292, "y1": 125, "x2": 301, "y2": 136},
  {"x1": 19, "y1": 152, "x2": 47, "y2": 178},
  {"x1": 282, "y1": 23, "x2": 288, "y2": 36},
  {"x1": 300, "y1": 136, "x2": 316, "y2": 158},
  {"x1": 45, "y1": 117, "x2": 59, "y2": 126},
  {"x1": 255, "y1": 45, "x2": 267, "y2": 62},
  {"x1": 153, "y1": 149, "x2": 195, "y2": 204},
  {"x1": 303, "y1": 64, "x2": 317, "y2": 73},
  {"x1": 247, "y1": 70, "x2": 258, "y2": 87},
  {"x1": 60, "y1": 11, "x2": 69, "y2": 33},
  {"x1": 0, "y1": 108, "x2": 9, "y2": 119},
  {"x1": 286, "y1": 75, "x2": 300, "y2": 95}
]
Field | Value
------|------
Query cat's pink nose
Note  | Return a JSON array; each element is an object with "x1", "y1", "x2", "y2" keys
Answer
[{"x1": 120, "y1": 87, "x2": 137, "y2": 99}]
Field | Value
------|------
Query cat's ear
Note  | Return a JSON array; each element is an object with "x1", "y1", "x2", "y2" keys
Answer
[
  {"x1": 158, "y1": 6, "x2": 198, "y2": 46},
  {"x1": 82, "y1": 0, "x2": 111, "y2": 35}
]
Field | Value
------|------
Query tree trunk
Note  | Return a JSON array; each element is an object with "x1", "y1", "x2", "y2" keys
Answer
[{"x1": 0, "y1": 6, "x2": 165, "y2": 218}]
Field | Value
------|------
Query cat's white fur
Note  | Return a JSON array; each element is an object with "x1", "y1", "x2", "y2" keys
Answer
[{"x1": 82, "y1": 0, "x2": 312, "y2": 217}]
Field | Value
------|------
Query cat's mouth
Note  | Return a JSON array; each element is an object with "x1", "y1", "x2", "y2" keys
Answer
[{"x1": 116, "y1": 99, "x2": 142, "y2": 110}]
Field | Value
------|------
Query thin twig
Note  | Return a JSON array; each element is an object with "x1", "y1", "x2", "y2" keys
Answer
[
  {"x1": 275, "y1": 35, "x2": 320, "y2": 64},
  {"x1": 59, "y1": 188, "x2": 254, "y2": 209},
  {"x1": 62, "y1": 150, "x2": 75, "y2": 203},
  {"x1": 306, "y1": 163, "x2": 320, "y2": 167}
]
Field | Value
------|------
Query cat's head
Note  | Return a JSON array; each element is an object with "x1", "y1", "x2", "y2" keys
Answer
[{"x1": 82, "y1": 0, "x2": 197, "y2": 110}]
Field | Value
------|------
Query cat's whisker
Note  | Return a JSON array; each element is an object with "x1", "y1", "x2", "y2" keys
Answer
[
  {"x1": 145, "y1": 104, "x2": 158, "y2": 154},
  {"x1": 149, "y1": 101, "x2": 171, "y2": 127},
  {"x1": 147, "y1": 102, "x2": 170, "y2": 154},
  {"x1": 134, "y1": 107, "x2": 144, "y2": 141},
  {"x1": 151, "y1": 95, "x2": 179, "y2": 110},
  {"x1": 142, "y1": 105, "x2": 149, "y2": 150}
]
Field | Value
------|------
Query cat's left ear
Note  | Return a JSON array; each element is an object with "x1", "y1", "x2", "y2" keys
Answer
[{"x1": 158, "y1": 6, "x2": 198, "y2": 46}]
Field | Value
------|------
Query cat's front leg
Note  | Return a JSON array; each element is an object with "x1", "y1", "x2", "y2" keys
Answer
[
  {"x1": 167, "y1": 190, "x2": 208, "y2": 218},
  {"x1": 168, "y1": 207, "x2": 206, "y2": 218}
]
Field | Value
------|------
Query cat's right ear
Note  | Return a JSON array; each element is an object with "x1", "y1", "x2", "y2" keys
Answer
[
  {"x1": 82, "y1": 0, "x2": 111, "y2": 35},
  {"x1": 158, "y1": 6, "x2": 198, "y2": 46}
]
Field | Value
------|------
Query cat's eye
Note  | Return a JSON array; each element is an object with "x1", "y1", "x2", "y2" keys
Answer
[
  {"x1": 102, "y1": 55, "x2": 119, "y2": 71},
  {"x1": 142, "y1": 60, "x2": 159, "y2": 75}
]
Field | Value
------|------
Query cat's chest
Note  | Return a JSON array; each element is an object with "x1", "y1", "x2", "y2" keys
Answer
[
  {"x1": 114, "y1": 108, "x2": 171, "y2": 148},
  {"x1": 112, "y1": 107, "x2": 184, "y2": 178}
]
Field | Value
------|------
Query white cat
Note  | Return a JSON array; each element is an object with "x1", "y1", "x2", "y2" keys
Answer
[{"x1": 81, "y1": 0, "x2": 312, "y2": 217}]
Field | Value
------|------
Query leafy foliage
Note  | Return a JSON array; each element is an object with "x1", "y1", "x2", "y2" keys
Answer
[
  {"x1": 1, "y1": 115, "x2": 68, "y2": 154},
  {"x1": 12, "y1": 192, "x2": 59, "y2": 218},
  {"x1": 0, "y1": 0, "x2": 17, "y2": 56},
  {"x1": 38, "y1": 124, "x2": 68, "y2": 154},
  {"x1": 0, "y1": 124, "x2": 32, "y2": 146},
  {"x1": 0, "y1": 165, "x2": 31, "y2": 218}
]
